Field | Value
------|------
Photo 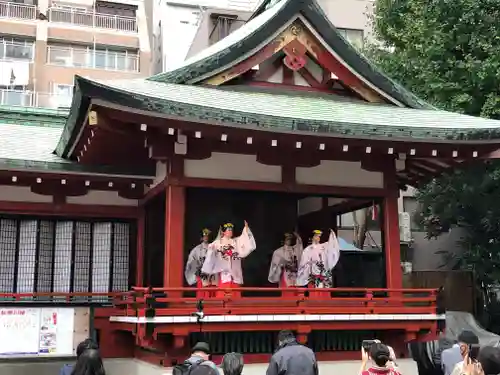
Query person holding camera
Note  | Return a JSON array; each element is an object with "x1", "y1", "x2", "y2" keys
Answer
[
  {"x1": 446, "y1": 331, "x2": 480, "y2": 375},
  {"x1": 359, "y1": 342, "x2": 401, "y2": 375}
]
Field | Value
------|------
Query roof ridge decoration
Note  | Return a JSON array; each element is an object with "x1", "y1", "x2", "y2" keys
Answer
[{"x1": 147, "y1": 0, "x2": 434, "y2": 110}]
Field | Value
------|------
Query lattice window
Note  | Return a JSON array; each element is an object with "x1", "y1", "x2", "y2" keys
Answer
[
  {"x1": 0, "y1": 219, "x2": 17, "y2": 293},
  {"x1": 53, "y1": 221, "x2": 73, "y2": 293},
  {"x1": 37, "y1": 220, "x2": 54, "y2": 293},
  {"x1": 16, "y1": 220, "x2": 38, "y2": 293},
  {"x1": 0, "y1": 216, "x2": 133, "y2": 298},
  {"x1": 92, "y1": 222, "x2": 111, "y2": 293},
  {"x1": 73, "y1": 222, "x2": 91, "y2": 294},
  {"x1": 112, "y1": 223, "x2": 130, "y2": 291}
]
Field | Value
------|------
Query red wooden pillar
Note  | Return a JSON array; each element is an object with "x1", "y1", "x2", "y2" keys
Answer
[
  {"x1": 382, "y1": 164, "x2": 403, "y2": 290},
  {"x1": 163, "y1": 184, "x2": 185, "y2": 295},
  {"x1": 135, "y1": 208, "x2": 145, "y2": 286}
]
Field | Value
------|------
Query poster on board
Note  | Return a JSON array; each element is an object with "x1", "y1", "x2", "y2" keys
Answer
[
  {"x1": 0, "y1": 307, "x2": 75, "y2": 357},
  {"x1": 0, "y1": 308, "x2": 40, "y2": 356}
]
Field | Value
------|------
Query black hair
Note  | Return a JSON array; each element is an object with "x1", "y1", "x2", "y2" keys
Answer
[
  {"x1": 370, "y1": 343, "x2": 391, "y2": 367},
  {"x1": 71, "y1": 349, "x2": 105, "y2": 375},
  {"x1": 478, "y1": 346, "x2": 500, "y2": 375},
  {"x1": 221, "y1": 353, "x2": 244, "y2": 375},
  {"x1": 277, "y1": 330, "x2": 295, "y2": 343},
  {"x1": 76, "y1": 338, "x2": 99, "y2": 358},
  {"x1": 457, "y1": 330, "x2": 480, "y2": 345}
]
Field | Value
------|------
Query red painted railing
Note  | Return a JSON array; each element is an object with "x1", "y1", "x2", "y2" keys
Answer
[
  {"x1": 113, "y1": 286, "x2": 439, "y2": 316},
  {"x1": 0, "y1": 291, "x2": 130, "y2": 304},
  {"x1": 0, "y1": 287, "x2": 440, "y2": 317}
]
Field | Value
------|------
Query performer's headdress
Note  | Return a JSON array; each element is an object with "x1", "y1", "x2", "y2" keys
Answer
[
  {"x1": 312, "y1": 229, "x2": 322, "y2": 236},
  {"x1": 222, "y1": 223, "x2": 234, "y2": 231},
  {"x1": 201, "y1": 228, "x2": 211, "y2": 236}
]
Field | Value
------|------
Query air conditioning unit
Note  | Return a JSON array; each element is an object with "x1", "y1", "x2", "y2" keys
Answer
[{"x1": 399, "y1": 212, "x2": 412, "y2": 243}]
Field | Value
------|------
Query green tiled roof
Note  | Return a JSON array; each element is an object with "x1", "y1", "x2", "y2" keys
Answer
[
  {"x1": 0, "y1": 105, "x2": 68, "y2": 127},
  {"x1": 57, "y1": 77, "x2": 500, "y2": 158},
  {"x1": 55, "y1": 0, "x2": 500, "y2": 158},
  {"x1": 147, "y1": 0, "x2": 432, "y2": 110}
]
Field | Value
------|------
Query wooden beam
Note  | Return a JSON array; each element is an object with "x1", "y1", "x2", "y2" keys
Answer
[
  {"x1": 204, "y1": 24, "x2": 305, "y2": 85},
  {"x1": 282, "y1": 65, "x2": 294, "y2": 85},
  {"x1": 173, "y1": 176, "x2": 386, "y2": 198},
  {"x1": 253, "y1": 57, "x2": 283, "y2": 82},
  {"x1": 382, "y1": 162, "x2": 403, "y2": 289},
  {"x1": 295, "y1": 26, "x2": 385, "y2": 103},
  {"x1": 0, "y1": 201, "x2": 138, "y2": 218}
]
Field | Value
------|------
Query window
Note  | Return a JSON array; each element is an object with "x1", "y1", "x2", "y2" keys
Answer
[
  {"x1": 95, "y1": 1, "x2": 136, "y2": 17},
  {"x1": 51, "y1": 83, "x2": 73, "y2": 108},
  {"x1": 47, "y1": 44, "x2": 138, "y2": 72},
  {"x1": 403, "y1": 196, "x2": 423, "y2": 231},
  {"x1": 0, "y1": 217, "x2": 134, "y2": 297},
  {"x1": 0, "y1": 86, "x2": 33, "y2": 106},
  {"x1": 337, "y1": 28, "x2": 364, "y2": 49},
  {"x1": 0, "y1": 38, "x2": 34, "y2": 61}
]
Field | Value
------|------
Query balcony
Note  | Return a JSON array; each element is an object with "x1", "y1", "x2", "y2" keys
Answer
[
  {"x1": 47, "y1": 7, "x2": 137, "y2": 33},
  {"x1": 47, "y1": 45, "x2": 139, "y2": 72},
  {"x1": 0, "y1": 40, "x2": 34, "y2": 61},
  {"x1": 0, "y1": 1, "x2": 37, "y2": 20},
  {"x1": 0, "y1": 89, "x2": 73, "y2": 109}
]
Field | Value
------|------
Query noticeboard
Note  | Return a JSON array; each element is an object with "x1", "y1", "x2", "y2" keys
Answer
[{"x1": 0, "y1": 307, "x2": 75, "y2": 357}]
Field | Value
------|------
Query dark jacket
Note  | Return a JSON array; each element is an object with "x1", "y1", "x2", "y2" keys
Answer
[{"x1": 266, "y1": 339, "x2": 318, "y2": 375}]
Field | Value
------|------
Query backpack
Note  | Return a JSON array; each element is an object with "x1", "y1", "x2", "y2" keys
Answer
[{"x1": 172, "y1": 358, "x2": 206, "y2": 375}]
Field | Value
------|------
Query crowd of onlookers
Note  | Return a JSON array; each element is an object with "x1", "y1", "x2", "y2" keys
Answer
[
  {"x1": 59, "y1": 328, "x2": 500, "y2": 375},
  {"x1": 441, "y1": 330, "x2": 500, "y2": 375}
]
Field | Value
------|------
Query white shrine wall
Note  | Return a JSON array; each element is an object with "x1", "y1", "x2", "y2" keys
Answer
[
  {"x1": 296, "y1": 161, "x2": 383, "y2": 188},
  {"x1": 267, "y1": 66, "x2": 283, "y2": 83},
  {"x1": 66, "y1": 191, "x2": 137, "y2": 206},
  {"x1": 297, "y1": 197, "x2": 348, "y2": 217},
  {"x1": 0, "y1": 185, "x2": 137, "y2": 206},
  {"x1": 184, "y1": 153, "x2": 282, "y2": 183},
  {"x1": 0, "y1": 186, "x2": 52, "y2": 203},
  {"x1": 183, "y1": 154, "x2": 383, "y2": 188}
]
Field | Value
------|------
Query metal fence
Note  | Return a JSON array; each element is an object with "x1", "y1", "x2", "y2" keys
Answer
[
  {"x1": 0, "y1": 1, "x2": 36, "y2": 20},
  {"x1": 48, "y1": 7, "x2": 137, "y2": 32}
]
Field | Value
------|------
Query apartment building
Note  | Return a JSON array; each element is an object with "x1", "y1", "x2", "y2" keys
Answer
[{"x1": 0, "y1": 0, "x2": 151, "y2": 108}]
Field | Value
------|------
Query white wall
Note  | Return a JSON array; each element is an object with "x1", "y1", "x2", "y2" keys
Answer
[
  {"x1": 184, "y1": 153, "x2": 281, "y2": 182},
  {"x1": 0, "y1": 186, "x2": 53, "y2": 203},
  {"x1": 0, "y1": 186, "x2": 137, "y2": 206}
]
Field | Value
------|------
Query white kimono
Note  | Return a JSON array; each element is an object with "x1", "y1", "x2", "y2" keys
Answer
[
  {"x1": 297, "y1": 232, "x2": 340, "y2": 287},
  {"x1": 201, "y1": 226, "x2": 256, "y2": 285},
  {"x1": 268, "y1": 237, "x2": 303, "y2": 286},
  {"x1": 184, "y1": 243, "x2": 217, "y2": 286}
]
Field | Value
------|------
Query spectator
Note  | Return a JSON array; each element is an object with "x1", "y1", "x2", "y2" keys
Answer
[
  {"x1": 60, "y1": 338, "x2": 99, "y2": 375},
  {"x1": 266, "y1": 330, "x2": 318, "y2": 375},
  {"x1": 173, "y1": 342, "x2": 218, "y2": 375},
  {"x1": 360, "y1": 343, "x2": 401, "y2": 375},
  {"x1": 221, "y1": 353, "x2": 244, "y2": 375},
  {"x1": 450, "y1": 331, "x2": 480, "y2": 375},
  {"x1": 474, "y1": 346, "x2": 500, "y2": 375},
  {"x1": 71, "y1": 348, "x2": 105, "y2": 375}
]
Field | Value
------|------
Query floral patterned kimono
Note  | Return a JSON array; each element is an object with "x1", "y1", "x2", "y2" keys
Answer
[
  {"x1": 297, "y1": 231, "x2": 340, "y2": 297},
  {"x1": 185, "y1": 242, "x2": 217, "y2": 299},
  {"x1": 201, "y1": 225, "x2": 256, "y2": 298},
  {"x1": 268, "y1": 236, "x2": 303, "y2": 296}
]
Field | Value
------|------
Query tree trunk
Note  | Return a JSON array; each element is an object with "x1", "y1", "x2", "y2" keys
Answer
[{"x1": 352, "y1": 208, "x2": 370, "y2": 249}]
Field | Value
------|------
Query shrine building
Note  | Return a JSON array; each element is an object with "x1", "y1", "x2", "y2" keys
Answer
[{"x1": 1, "y1": 0, "x2": 500, "y2": 365}]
